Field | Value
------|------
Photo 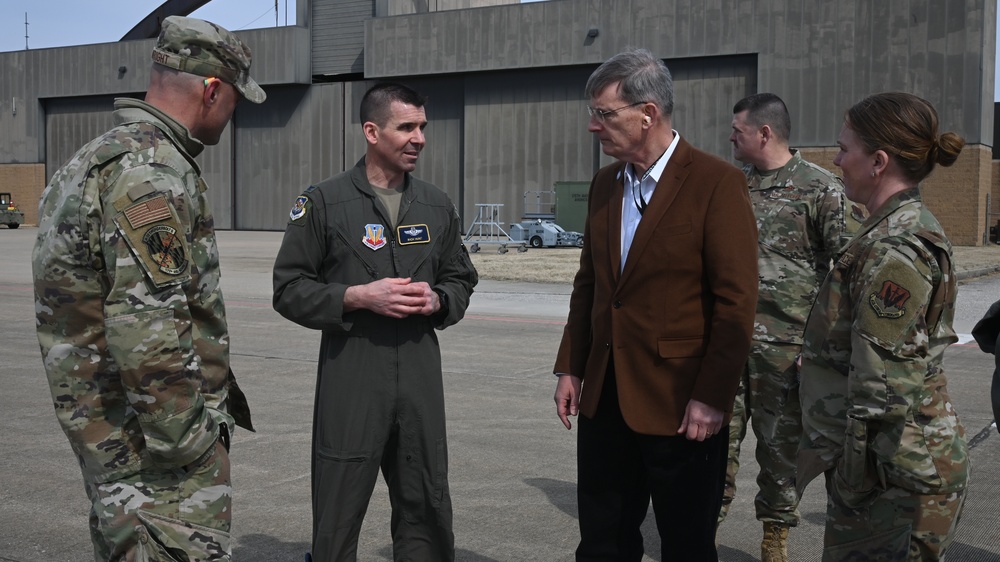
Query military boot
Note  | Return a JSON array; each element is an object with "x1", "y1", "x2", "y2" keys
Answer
[{"x1": 761, "y1": 522, "x2": 789, "y2": 562}]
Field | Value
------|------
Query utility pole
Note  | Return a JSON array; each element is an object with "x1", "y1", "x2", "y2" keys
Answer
[
  {"x1": 275, "y1": 0, "x2": 278, "y2": 27},
  {"x1": 24, "y1": 13, "x2": 28, "y2": 50}
]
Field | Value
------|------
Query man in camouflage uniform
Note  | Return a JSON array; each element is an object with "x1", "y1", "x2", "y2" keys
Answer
[
  {"x1": 720, "y1": 93, "x2": 856, "y2": 562},
  {"x1": 796, "y1": 186, "x2": 968, "y2": 560},
  {"x1": 32, "y1": 16, "x2": 264, "y2": 561}
]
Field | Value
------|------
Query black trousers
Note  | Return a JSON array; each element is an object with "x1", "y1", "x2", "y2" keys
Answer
[{"x1": 576, "y1": 369, "x2": 729, "y2": 562}]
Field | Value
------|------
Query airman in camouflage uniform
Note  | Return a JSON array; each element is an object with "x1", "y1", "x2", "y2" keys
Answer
[
  {"x1": 32, "y1": 16, "x2": 264, "y2": 561},
  {"x1": 797, "y1": 93, "x2": 968, "y2": 561},
  {"x1": 721, "y1": 93, "x2": 858, "y2": 562}
]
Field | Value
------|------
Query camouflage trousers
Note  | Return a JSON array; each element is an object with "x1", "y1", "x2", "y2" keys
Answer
[
  {"x1": 821, "y1": 473, "x2": 965, "y2": 561},
  {"x1": 719, "y1": 342, "x2": 801, "y2": 525},
  {"x1": 83, "y1": 440, "x2": 232, "y2": 562}
]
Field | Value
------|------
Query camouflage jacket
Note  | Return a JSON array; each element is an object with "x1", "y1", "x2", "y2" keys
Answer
[
  {"x1": 33, "y1": 98, "x2": 250, "y2": 484},
  {"x1": 797, "y1": 188, "x2": 967, "y2": 506},
  {"x1": 749, "y1": 150, "x2": 853, "y2": 344}
]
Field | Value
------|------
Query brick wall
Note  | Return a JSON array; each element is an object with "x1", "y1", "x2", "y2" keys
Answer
[
  {"x1": 0, "y1": 164, "x2": 45, "y2": 227},
  {"x1": 799, "y1": 144, "x2": 992, "y2": 247},
  {"x1": 991, "y1": 160, "x2": 1000, "y2": 238}
]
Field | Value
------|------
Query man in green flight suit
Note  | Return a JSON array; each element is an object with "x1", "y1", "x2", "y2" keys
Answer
[{"x1": 273, "y1": 82, "x2": 478, "y2": 562}]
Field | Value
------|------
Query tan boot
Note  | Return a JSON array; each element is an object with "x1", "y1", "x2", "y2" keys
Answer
[{"x1": 761, "y1": 522, "x2": 789, "y2": 562}]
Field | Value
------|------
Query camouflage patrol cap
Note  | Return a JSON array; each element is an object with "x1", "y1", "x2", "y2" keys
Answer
[{"x1": 152, "y1": 16, "x2": 266, "y2": 104}]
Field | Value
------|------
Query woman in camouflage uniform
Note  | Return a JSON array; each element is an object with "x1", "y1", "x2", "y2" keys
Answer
[{"x1": 796, "y1": 92, "x2": 968, "y2": 561}]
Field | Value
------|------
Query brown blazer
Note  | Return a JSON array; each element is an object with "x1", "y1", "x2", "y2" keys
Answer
[{"x1": 554, "y1": 137, "x2": 758, "y2": 435}]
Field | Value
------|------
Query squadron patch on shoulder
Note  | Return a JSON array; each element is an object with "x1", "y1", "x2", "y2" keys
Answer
[
  {"x1": 869, "y1": 280, "x2": 910, "y2": 319},
  {"x1": 362, "y1": 223, "x2": 387, "y2": 250},
  {"x1": 397, "y1": 224, "x2": 430, "y2": 245},
  {"x1": 290, "y1": 196, "x2": 308, "y2": 221},
  {"x1": 142, "y1": 225, "x2": 188, "y2": 276}
]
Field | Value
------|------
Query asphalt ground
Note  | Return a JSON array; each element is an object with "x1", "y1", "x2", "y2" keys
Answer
[{"x1": 2, "y1": 227, "x2": 1000, "y2": 561}]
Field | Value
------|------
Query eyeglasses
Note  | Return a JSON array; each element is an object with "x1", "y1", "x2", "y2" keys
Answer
[{"x1": 587, "y1": 101, "x2": 647, "y2": 122}]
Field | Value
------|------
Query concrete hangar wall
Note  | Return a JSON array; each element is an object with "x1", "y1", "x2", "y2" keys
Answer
[{"x1": 0, "y1": 0, "x2": 995, "y2": 245}]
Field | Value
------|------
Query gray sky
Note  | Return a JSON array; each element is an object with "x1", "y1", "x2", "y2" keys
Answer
[{"x1": 1, "y1": 1, "x2": 999, "y2": 102}]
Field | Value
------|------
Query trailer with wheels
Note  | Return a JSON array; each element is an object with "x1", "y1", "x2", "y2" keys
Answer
[{"x1": 508, "y1": 219, "x2": 583, "y2": 248}]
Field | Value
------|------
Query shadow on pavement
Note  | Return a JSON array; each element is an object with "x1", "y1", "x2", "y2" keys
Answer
[
  {"x1": 233, "y1": 534, "x2": 310, "y2": 561},
  {"x1": 524, "y1": 477, "x2": 577, "y2": 518},
  {"x1": 376, "y1": 545, "x2": 503, "y2": 561}
]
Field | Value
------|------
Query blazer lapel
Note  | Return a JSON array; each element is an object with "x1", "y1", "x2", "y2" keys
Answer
[
  {"x1": 619, "y1": 138, "x2": 692, "y2": 287},
  {"x1": 608, "y1": 163, "x2": 625, "y2": 283}
]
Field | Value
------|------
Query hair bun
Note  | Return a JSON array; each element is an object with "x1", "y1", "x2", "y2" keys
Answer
[{"x1": 935, "y1": 132, "x2": 965, "y2": 167}]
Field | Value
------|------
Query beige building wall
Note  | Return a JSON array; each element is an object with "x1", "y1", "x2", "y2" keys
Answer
[
  {"x1": 0, "y1": 164, "x2": 45, "y2": 227},
  {"x1": 799, "y1": 145, "x2": 993, "y2": 247}
]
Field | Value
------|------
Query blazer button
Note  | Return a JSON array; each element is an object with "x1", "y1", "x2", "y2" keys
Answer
[
  {"x1": 604, "y1": 342, "x2": 610, "y2": 348},
  {"x1": 613, "y1": 300, "x2": 622, "y2": 309}
]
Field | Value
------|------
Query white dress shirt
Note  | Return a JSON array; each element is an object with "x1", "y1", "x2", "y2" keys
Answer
[{"x1": 620, "y1": 131, "x2": 681, "y2": 270}]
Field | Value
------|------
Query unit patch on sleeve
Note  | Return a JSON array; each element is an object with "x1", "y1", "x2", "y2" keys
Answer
[
  {"x1": 363, "y1": 223, "x2": 387, "y2": 250},
  {"x1": 855, "y1": 247, "x2": 931, "y2": 352},
  {"x1": 397, "y1": 224, "x2": 430, "y2": 245},
  {"x1": 142, "y1": 225, "x2": 189, "y2": 276},
  {"x1": 290, "y1": 196, "x2": 308, "y2": 221},
  {"x1": 114, "y1": 193, "x2": 191, "y2": 290},
  {"x1": 869, "y1": 280, "x2": 910, "y2": 319}
]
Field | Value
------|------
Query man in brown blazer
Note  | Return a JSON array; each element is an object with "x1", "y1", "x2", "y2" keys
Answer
[{"x1": 553, "y1": 48, "x2": 758, "y2": 561}]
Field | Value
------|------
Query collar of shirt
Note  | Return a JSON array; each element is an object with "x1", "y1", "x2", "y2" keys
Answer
[
  {"x1": 620, "y1": 130, "x2": 681, "y2": 271},
  {"x1": 623, "y1": 130, "x2": 681, "y2": 211}
]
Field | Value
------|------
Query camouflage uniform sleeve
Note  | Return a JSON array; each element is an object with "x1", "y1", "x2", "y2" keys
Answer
[
  {"x1": 812, "y1": 177, "x2": 850, "y2": 271},
  {"x1": 835, "y1": 240, "x2": 934, "y2": 506},
  {"x1": 430, "y1": 204, "x2": 478, "y2": 329},
  {"x1": 101, "y1": 164, "x2": 219, "y2": 469}
]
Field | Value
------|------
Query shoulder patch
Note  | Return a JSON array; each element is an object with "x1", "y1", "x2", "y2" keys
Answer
[
  {"x1": 114, "y1": 196, "x2": 190, "y2": 290},
  {"x1": 290, "y1": 196, "x2": 308, "y2": 221},
  {"x1": 142, "y1": 225, "x2": 189, "y2": 276},
  {"x1": 869, "y1": 280, "x2": 910, "y2": 319},
  {"x1": 854, "y1": 248, "x2": 931, "y2": 351}
]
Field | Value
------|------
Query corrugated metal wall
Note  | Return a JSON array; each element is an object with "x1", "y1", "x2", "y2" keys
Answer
[
  {"x1": 667, "y1": 56, "x2": 758, "y2": 163},
  {"x1": 312, "y1": 0, "x2": 371, "y2": 76},
  {"x1": 463, "y1": 66, "x2": 595, "y2": 224},
  {"x1": 382, "y1": 0, "x2": 519, "y2": 16},
  {"x1": 3, "y1": 0, "x2": 996, "y2": 232},
  {"x1": 341, "y1": 78, "x2": 466, "y2": 210},
  {"x1": 365, "y1": 0, "x2": 995, "y2": 147},
  {"x1": 461, "y1": 56, "x2": 756, "y2": 222},
  {"x1": 235, "y1": 84, "x2": 345, "y2": 230},
  {"x1": 44, "y1": 96, "x2": 120, "y2": 178},
  {"x1": 198, "y1": 126, "x2": 235, "y2": 230},
  {"x1": 44, "y1": 94, "x2": 237, "y2": 229},
  {"x1": 0, "y1": 26, "x2": 310, "y2": 165}
]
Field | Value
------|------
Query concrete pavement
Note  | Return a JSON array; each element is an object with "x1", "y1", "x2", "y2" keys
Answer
[{"x1": 2, "y1": 228, "x2": 999, "y2": 561}]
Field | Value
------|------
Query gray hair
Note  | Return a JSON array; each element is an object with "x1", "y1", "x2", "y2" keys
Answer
[{"x1": 584, "y1": 48, "x2": 674, "y2": 117}]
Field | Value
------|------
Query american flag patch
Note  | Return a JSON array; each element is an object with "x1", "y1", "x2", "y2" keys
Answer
[{"x1": 124, "y1": 196, "x2": 172, "y2": 229}]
